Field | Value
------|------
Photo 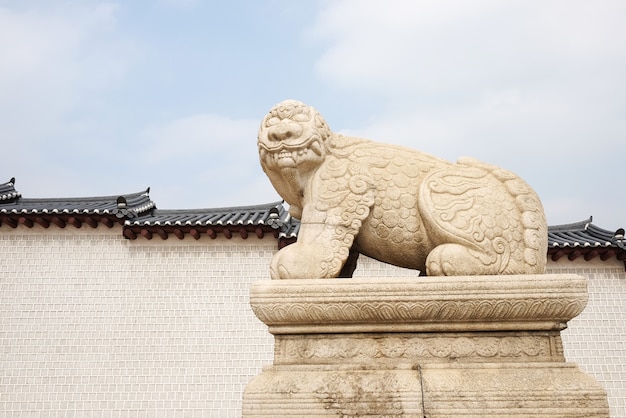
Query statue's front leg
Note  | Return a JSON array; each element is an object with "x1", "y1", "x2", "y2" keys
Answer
[
  {"x1": 270, "y1": 170, "x2": 376, "y2": 279},
  {"x1": 270, "y1": 221, "x2": 357, "y2": 279}
]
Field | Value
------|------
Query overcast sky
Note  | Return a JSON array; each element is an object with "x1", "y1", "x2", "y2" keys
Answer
[{"x1": 2, "y1": 0, "x2": 625, "y2": 231}]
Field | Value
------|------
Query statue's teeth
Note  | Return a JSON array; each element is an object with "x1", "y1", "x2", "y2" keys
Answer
[{"x1": 310, "y1": 141, "x2": 322, "y2": 156}]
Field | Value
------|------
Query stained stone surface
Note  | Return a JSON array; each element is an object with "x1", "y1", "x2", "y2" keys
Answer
[
  {"x1": 243, "y1": 274, "x2": 609, "y2": 417},
  {"x1": 258, "y1": 99, "x2": 548, "y2": 279}
]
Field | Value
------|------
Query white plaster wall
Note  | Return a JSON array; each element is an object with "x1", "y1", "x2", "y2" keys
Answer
[
  {"x1": 550, "y1": 259, "x2": 626, "y2": 417},
  {"x1": 0, "y1": 226, "x2": 276, "y2": 417},
  {"x1": 1, "y1": 226, "x2": 624, "y2": 416}
]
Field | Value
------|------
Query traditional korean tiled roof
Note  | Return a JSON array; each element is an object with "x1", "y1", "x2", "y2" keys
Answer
[
  {"x1": 0, "y1": 190, "x2": 154, "y2": 217},
  {"x1": 0, "y1": 177, "x2": 296, "y2": 244},
  {"x1": 0, "y1": 177, "x2": 154, "y2": 229},
  {"x1": 547, "y1": 217, "x2": 626, "y2": 265},
  {"x1": 122, "y1": 201, "x2": 297, "y2": 243}
]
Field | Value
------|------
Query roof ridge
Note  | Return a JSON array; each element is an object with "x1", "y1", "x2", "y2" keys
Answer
[
  {"x1": 547, "y1": 217, "x2": 593, "y2": 232},
  {"x1": 150, "y1": 200, "x2": 284, "y2": 213}
]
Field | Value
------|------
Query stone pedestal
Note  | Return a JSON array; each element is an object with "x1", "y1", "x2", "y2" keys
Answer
[{"x1": 243, "y1": 274, "x2": 609, "y2": 417}]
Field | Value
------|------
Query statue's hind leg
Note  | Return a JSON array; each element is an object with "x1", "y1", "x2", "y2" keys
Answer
[{"x1": 425, "y1": 243, "x2": 504, "y2": 276}]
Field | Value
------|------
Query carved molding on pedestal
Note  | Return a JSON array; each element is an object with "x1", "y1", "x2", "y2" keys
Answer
[
  {"x1": 275, "y1": 332, "x2": 564, "y2": 365},
  {"x1": 251, "y1": 274, "x2": 587, "y2": 333}
]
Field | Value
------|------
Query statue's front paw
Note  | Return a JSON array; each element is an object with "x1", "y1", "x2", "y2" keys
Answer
[
  {"x1": 270, "y1": 244, "x2": 324, "y2": 279},
  {"x1": 269, "y1": 251, "x2": 291, "y2": 279}
]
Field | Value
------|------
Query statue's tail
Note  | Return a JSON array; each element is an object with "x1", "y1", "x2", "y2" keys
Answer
[{"x1": 459, "y1": 158, "x2": 548, "y2": 273}]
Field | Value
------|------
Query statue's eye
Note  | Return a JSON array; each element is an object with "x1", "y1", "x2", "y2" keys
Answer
[
  {"x1": 293, "y1": 113, "x2": 309, "y2": 122},
  {"x1": 266, "y1": 117, "x2": 280, "y2": 126}
]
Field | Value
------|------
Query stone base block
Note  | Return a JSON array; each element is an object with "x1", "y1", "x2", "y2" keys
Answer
[
  {"x1": 245, "y1": 366, "x2": 422, "y2": 417},
  {"x1": 244, "y1": 363, "x2": 607, "y2": 417},
  {"x1": 421, "y1": 363, "x2": 607, "y2": 417},
  {"x1": 243, "y1": 275, "x2": 609, "y2": 417}
]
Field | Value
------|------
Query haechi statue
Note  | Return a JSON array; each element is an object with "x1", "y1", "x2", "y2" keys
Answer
[{"x1": 258, "y1": 100, "x2": 547, "y2": 279}]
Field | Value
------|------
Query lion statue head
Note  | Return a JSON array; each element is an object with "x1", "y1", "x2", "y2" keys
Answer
[{"x1": 258, "y1": 100, "x2": 332, "y2": 173}]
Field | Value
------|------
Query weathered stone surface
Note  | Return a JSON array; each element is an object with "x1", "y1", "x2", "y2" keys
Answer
[
  {"x1": 245, "y1": 364, "x2": 607, "y2": 417},
  {"x1": 245, "y1": 367, "x2": 423, "y2": 417},
  {"x1": 274, "y1": 332, "x2": 564, "y2": 365},
  {"x1": 258, "y1": 100, "x2": 548, "y2": 278},
  {"x1": 243, "y1": 274, "x2": 609, "y2": 417}
]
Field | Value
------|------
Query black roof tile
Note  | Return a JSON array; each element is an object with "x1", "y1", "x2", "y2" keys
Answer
[
  {"x1": 547, "y1": 217, "x2": 620, "y2": 248},
  {"x1": 0, "y1": 178, "x2": 20, "y2": 203},
  {"x1": 126, "y1": 201, "x2": 298, "y2": 239}
]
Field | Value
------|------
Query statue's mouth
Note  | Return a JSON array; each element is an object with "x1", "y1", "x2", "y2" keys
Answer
[{"x1": 259, "y1": 135, "x2": 323, "y2": 166}]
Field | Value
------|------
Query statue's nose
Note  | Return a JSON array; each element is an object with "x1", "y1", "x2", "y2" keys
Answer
[{"x1": 267, "y1": 120, "x2": 303, "y2": 142}]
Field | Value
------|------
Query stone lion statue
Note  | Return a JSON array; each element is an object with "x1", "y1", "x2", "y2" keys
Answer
[{"x1": 258, "y1": 99, "x2": 547, "y2": 279}]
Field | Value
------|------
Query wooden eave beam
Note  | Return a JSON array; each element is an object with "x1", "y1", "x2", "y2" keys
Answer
[
  {"x1": 618, "y1": 251, "x2": 626, "y2": 272},
  {"x1": 67, "y1": 217, "x2": 82, "y2": 228},
  {"x1": 140, "y1": 229, "x2": 152, "y2": 240},
  {"x1": 18, "y1": 217, "x2": 34, "y2": 228},
  {"x1": 101, "y1": 218, "x2": 115, "y2": 228},
  {"x1": 3, "y1": 216, "x2": 18, "y2": 228},
  {"x1": 1, "y1": 215, "x2": 118, "y2": 229},
  {"x1": 568, "y1": 250, "x2": 582, "y2": 261},
  {"x1": 600, "y1": 249, "x2": 617, "y2": 261},
  {"x1": 84, "y1": 217, "x2": 98, "y2": 228},
  {"x1": 119, "y1": 224, "x2": 284, "y2": 241},
  {"x1": 35, "y1": 217, "x2": 50, "y2": 228},
  {"x1": 123, "y1": 228, "x2": 137, "y2": 240},
  {"x1": 50, "y1": 217, "x2": 66, "y2": 228},
  {"x1": 583, "y1": 249, "x2": 600, "y2": 261},
  {"x1": 550, "y1": 249, "x2": 567, "y2": 262}
]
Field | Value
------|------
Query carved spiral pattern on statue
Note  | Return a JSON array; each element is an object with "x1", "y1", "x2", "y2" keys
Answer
[
  {"x1": 419, "y1": 157, "x2": 547, "y2": 274},
  {"x1": 314, "y1": 164, "x2": 376, "y2": 276},
  {"x1": 322, "y1": 138, "x2": 435, "y2": 249}
]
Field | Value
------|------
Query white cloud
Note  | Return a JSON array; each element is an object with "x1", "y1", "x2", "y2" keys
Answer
[
  {"x1": 0, "y1": 2, "x2": 133, "y2": 145},
  {"x1": 311, "y1": 0, "x2": 497, "y2": 91},
  {"x1": 139, "y1": 114, "x2": 259, "y2": 163},
  {"x1": 312, "y1": 0, "x2": 626, "y2": 95},
  {"x1": 136, "y1": 113, "x2": 278, "y2": 209},
  {"x1": 0, "y1": 1, "x2": 143, "y2": 202}
]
